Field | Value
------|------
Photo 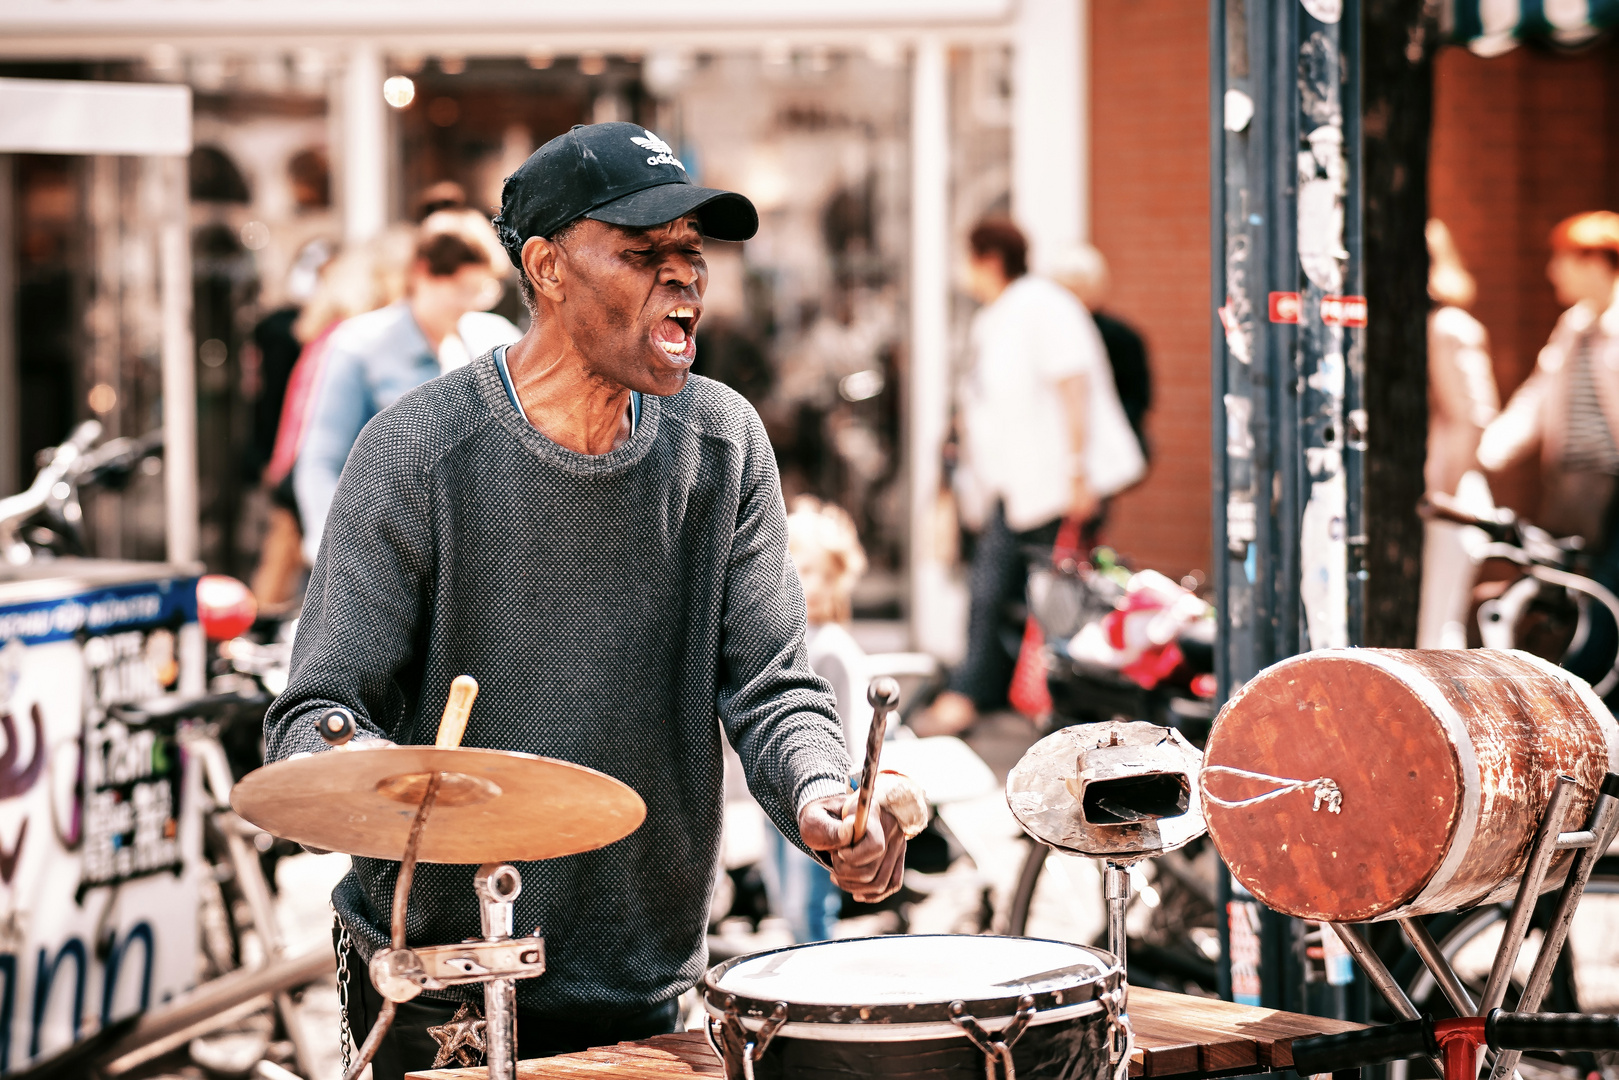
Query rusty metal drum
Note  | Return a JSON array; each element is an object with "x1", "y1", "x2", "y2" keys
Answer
[{"x1": 1200, "y1": 648, "x2": 1618, "y2": 922}]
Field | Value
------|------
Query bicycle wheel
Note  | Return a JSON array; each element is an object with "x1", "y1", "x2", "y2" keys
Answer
[
  {"x1": 1003, "y1": 838, "x2": 1220, "y2": 994},
  {"x1": 1402, "y1": 858, "x2": 1619, "y2": 1079}
]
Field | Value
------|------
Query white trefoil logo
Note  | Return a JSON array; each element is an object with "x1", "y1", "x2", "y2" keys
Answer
[{"x1": 630, "y1": 129, "x2": 684, "y2": 170}]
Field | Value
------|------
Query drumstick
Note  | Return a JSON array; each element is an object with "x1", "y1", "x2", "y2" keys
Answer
[
  {"x1": 850, "y1": 677, "x2": 901, "y2": 845},
  {"x1": 435, "y1": 675, "x2": 480, "y2": 748}
]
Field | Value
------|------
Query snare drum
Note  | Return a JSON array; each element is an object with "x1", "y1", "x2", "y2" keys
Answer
[{"x1": 703, "y1": 935, "x2": 1125, "y2": 1080}]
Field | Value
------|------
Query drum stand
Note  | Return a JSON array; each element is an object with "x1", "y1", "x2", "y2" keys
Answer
[
  {"x1": 317, "y1": 702, "x2": 549, "y2": 1080},
  {"x1": 1326, "y1": 772, "x2": 1619, "y2": 1080}
]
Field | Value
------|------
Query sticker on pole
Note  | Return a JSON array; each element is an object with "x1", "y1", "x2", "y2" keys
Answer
[
  {"x1": 1321, "y1": 295, "x2": 1368, "y2": 327},
  {"x1": 1268, "y1": 292, "x2": 1301, "y2": 323}
]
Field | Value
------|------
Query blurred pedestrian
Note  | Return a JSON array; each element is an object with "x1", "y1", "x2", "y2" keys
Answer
[
  {"x1": 1480, "y1": 210, "x2": 1619, "y2": 685},
  {"x1": 919, "y1": 218, "x2": 1145, "y2": 736},
  {"x1": 251, "y1": 229, "x2": 416, "y2": 608},
  {"x1": 1418, "y1": 220, "x2": 1499, "y2": 648},
  {"x1": 1050, "y1": 244, "x2": 1152, "y2": 460},
  {"x1": 763, "y1": 495, "x2": 871, "y2": 943},
  {"x1": 294, "y1": 209, "x2": 520, "y2": 561}
]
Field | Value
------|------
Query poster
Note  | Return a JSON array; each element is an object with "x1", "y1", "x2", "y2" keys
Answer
[{"x1": 0, "y1": 573, "x2": 201, "y2": 1071}]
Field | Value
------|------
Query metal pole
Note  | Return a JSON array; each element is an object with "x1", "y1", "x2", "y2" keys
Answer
[
  {"x1": 906, "y1": 36, "x2": 953, "y2": 659},
  {"x1": 1397, "y1": 917, "x2": 1477, "y2": 1015},
  {"x1": 158, "y1": 156, "x2": 197, "y2": 566},
  {"x1": 0, "y1": 153, "x2": 14, "y2": 497},
  {"x1": 341, "y1": 42, "x2": 388, "y2": 245},
  {"x1": 1480, "y1": 777, "x2": 1575, "y2": 1014},
  {"x1": 476, "y1": 864, "x2": 523, "y2": 1080},
  {"x1": 1328, "y1": 923, "x2": 1447, "y2": 1076},
  {"x1": 1486, "y1": 777, "x2": 1619, "y2": 1080},
  {"x1": 1104, "y1": 862, "x2": 1130, "y2": 976}
]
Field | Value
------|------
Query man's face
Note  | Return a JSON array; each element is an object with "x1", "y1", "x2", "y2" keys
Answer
[
  {"x1": 965, "y1": 252, "x2": 1008, "y2": 305},
  {"x1": 549, "y1": 215, "x2": 707, "y2": 396},
  {"x1": 1547, "y1": 250, "x2": 1619, "y2": 310}
]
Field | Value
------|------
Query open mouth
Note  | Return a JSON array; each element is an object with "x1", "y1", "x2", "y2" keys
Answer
[{"x1": 652, "y1": 306, "x2": 698, "y2": 364}]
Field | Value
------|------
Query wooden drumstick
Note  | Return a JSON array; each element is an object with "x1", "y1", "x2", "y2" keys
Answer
[
  {"x1": 435, "y1": 675, "x2": 480, "y2": 749},
  {"x1": 850, "y1": 677, "x2": 901, "y2": 845}
]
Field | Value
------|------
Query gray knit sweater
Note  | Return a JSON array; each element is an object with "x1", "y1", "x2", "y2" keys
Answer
[{"x1": 264, "y1": 352, "x2": 850, "y2": 1016}]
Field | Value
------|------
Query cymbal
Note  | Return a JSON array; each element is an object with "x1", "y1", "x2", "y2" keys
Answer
[{"x1": 231, "y1": 746, "x2": 647, "y2": 863}]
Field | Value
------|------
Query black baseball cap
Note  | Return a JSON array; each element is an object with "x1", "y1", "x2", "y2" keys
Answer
[{"x1": 492, "y1": 122, "x2": 758, "y2": 267}]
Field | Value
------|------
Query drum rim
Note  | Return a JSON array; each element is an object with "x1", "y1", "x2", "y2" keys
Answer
[
  {"x1": 702, "y1": 997, "x2": 1111, "y2": 1042},
  {"x1": 701, "y1": 935, "x2": 1122, "y2": 1028}
]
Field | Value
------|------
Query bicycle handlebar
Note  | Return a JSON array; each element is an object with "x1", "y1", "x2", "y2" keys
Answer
[
  {"x1": 1291, "y1": 1012, "x2": 1619, "y2": 1075},
  {"x1": 1418, "y1": 492, "x2": 1519, "y2": 539}
]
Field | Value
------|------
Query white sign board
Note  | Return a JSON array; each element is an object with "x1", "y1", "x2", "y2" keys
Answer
[
  {"x1": 0, "y1": 574, "x2": 202, "y2": 1072},
  {"x1": 0, "y1": 78, "x2": 190, "y2": 157}
]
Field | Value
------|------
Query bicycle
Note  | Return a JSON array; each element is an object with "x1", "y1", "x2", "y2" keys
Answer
[
  {"x1": 0, "y1": 421, "x2": 164, "y2": 565},
  {"x1": 999, "y1": 548, "x2": 1221, "y2": 993},
  {"x1": 1421, "y1": 491, "x2": 1619, "y2": 696}
]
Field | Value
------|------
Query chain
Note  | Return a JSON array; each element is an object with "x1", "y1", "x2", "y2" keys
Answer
[{"x1": 336, "y1": 919, "x2": 354, "y2": 1076}]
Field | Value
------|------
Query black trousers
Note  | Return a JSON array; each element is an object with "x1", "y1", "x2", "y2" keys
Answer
[
  {"x1": 338, "y1": 934, "x2": 682, "y2": 1079},
  {"x1": 948, "y1": 503, "x2": 1065, "y2": 711}
]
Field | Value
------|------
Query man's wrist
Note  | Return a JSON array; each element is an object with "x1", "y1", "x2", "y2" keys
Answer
[{"x1": 796, "y1": 777, "x2": 851, "y2": 817}]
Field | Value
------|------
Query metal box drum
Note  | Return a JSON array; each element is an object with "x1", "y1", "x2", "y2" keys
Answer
[
  {"x1": 1201, "y1": 648, "x2": 1618, "y2": 922},
  {"x1": 703, "y1": 935, "x2": 1123, "y2": 1080}
]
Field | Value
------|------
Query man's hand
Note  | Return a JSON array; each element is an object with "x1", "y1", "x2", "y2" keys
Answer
[{"x1": 798, "y1": 793, "x2": 907, "y2": 903}]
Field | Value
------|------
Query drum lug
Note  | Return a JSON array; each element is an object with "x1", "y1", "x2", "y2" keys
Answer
[
  {"x1": 951, "y1": 996, "x2": 1036, "y2": 1080},
  {"x1": 708, "y1": 996, "x2": 787, "y2": 1080}
]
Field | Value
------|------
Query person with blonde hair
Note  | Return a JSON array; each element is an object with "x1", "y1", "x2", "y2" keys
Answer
[
  {"x1": 1417, "y1": 220, "x2": 1499, "y2": 648},
  {"x1": 1480, "y1": 210, "x2": 1619, "y2": 688},
  {"x1": 757, "y1": 495, "x2": 874, "y2": 943},
  {"x1": 252, "y1": 229, "x2": 416, "y2": 607},
  {"x1": 293, "y1": 206, "x2": 521, "y2": 561}
]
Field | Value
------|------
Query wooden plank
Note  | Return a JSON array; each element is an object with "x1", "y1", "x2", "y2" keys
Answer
[{"x1": 412, "y1": 990, "x2": 1366, "y2": 1080}]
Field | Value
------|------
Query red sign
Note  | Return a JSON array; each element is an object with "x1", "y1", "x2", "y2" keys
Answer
[
  {"x1": 1321, "y1": 295, "x2": 1369, "y2": 327},
  {"x1": 1268, "y1": 292, "x2": 1301, "y2": 324}
]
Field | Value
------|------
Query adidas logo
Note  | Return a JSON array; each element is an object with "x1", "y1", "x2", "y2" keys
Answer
[{"x1": 630, "y1": 129, "x2": 684, "y2": 170}]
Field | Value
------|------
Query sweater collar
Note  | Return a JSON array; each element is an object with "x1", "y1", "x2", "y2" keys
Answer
[{"x1": 471, "y1": 348, "x2": 661, "y2": 475}]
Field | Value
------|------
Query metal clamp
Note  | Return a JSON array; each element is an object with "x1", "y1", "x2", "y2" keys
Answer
[
  {"x1": 707, "y1": 997, "x2": 788, "y2": 1080},
  {"x1": 1102, "y1": 984, "x2": 1136, "y2": 1080},
  {"x1": 951, "y1": 996, "x2": 1036, "y2": 1080},
  {"x1": 367, "y1": 937, "x2": 546, "y2": 1003}
]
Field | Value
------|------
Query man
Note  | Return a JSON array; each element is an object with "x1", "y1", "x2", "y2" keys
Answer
[
  {"x1": 1049, "y1": 243, "x2": 1152, "y2": 461},
  {"x1": 1480, "y1": 210, "x2": 1619, "y2": 686},
  {"x1": 920, "y1": 219, "x2": 1145, "y2": 736},
  {"x1": 293, "y1": 208, "x2": 521, "y2": 561},
  {"x1": 264, "y1": 122, "x2": 907, "y2": 1078}
]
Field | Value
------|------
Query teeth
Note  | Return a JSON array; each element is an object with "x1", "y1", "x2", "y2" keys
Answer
[
  {"x1": 659, "y1": 340, "x2": 687, "y2": 355},
  {"x1": 672, "y1": 307, "x2": 695, "y2": 318}
]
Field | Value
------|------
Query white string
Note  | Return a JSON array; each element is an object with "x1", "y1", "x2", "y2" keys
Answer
[{"x1": 1203, "y1": 765, "x2": 1343, "y2": 814}]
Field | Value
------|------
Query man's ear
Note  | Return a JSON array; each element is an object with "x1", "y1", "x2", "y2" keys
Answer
[{"x1": 521, "y1": 236, "x2": 565, "y2": 303}]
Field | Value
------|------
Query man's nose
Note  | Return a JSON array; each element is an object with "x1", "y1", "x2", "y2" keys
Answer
[{"x1": 659, "y1": 254, "x2": 700, "y2": 289}]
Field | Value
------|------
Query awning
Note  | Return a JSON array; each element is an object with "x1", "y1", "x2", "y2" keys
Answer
[{"x1": 1447, "y1": 0, "x2": 1619, "y2": 56}]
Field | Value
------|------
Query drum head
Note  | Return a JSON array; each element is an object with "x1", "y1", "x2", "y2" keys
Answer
[{"x1": 705, "y1": 935, "x2": 1119, "y2": 1030}]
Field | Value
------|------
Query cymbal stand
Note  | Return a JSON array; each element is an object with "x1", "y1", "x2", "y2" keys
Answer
[
  {"x1": 1329, "y1": 772, "x2": 1619, "y2": 1080},
  {"x1": 319, "y1": 679, "x2": 550, "y2": 1080}
]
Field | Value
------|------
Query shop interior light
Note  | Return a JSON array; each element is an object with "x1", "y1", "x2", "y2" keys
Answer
[{"x1": 383, "y1": 75, "x2": 416, "y2": 109}]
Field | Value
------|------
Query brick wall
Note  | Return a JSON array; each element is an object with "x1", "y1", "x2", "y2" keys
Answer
[
  {"x1": 1429, "y1": 39, "x2": 1619, "y2": 521},
  {"x1": 1086, "y1": 22, "x2": 1619, "y2": 577},
  {"x1": 1089, "y1": 0, "x2": 1213, "y2": 581}
]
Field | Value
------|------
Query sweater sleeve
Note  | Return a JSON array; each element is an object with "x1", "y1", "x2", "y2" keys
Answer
[
  {"x1": 265, "y1": 415, "x2": 433, "y2": 762},
  {"x1": 718, "y1": 410, "x2": 852, "y2": 851}
]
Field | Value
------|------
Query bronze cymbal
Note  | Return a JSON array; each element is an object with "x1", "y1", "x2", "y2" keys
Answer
[{"x1": 231, "y1": 746, "x2": 647, "y2": 863}]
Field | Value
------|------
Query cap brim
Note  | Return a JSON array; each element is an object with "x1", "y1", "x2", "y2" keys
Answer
[{"x1": 585, "y1": 184, "x2": 759, "y2": 242}]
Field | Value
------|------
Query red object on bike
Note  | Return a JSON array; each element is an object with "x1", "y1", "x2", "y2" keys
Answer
[
  {"x1": 1191, "y1": 673, "x2": 1218, "y2": 699},
  {"x1": 197, "y1": 575, "x2": 257, "y2": 640},
  {"x1": 1009, "y1": 518, "x2": 1086, "y2": 719}
]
